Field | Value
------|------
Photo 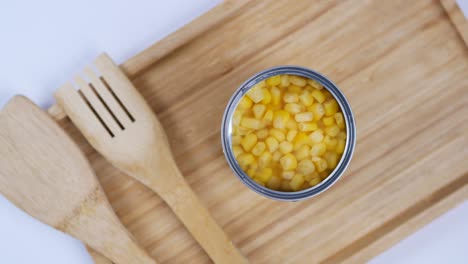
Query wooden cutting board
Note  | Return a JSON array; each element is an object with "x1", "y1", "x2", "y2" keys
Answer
[{"x1": 47, "y1": 0, "x2": 468, "y2": 263}]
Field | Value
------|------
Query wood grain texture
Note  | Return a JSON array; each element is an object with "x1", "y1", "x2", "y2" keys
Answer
[
  {"x1": 48, "y1": 0, "x2": 468, "y2": 263},
  {"x1": 441, "y1": 0, "x2": 468, "y2": 46}
]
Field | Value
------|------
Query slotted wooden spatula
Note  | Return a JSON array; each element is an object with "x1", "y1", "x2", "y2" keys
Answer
[
  {"x1": 0, "y1": 96, "x2": 157, "y2": 264},
  {"x1": 55, "y1": 53, "x2": 248, "y2": 264}
]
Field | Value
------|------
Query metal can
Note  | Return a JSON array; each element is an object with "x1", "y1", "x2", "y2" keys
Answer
[{"x1": 221, "y1": 66, "x2": 356, "y2": 201}]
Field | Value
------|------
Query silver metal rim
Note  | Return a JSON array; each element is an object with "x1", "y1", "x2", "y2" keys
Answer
[{"x1": 221, "y1": 66, "x2": 356, "y2": 201}]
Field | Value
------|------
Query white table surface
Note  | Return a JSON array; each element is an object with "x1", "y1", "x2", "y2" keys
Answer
[{"x1": 0, "y1": 1, "x2": 467, "y2": 263}]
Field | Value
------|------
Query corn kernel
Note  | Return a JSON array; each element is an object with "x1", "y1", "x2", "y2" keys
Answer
[
  {"x1": 310, "y1": 130, "x2": 324, "y2": 144},
  {"x1": 232, "y1": 110, "x2": 242, "y2": 126},
  {"x1": 247, "y1": 168, "x2": 256, "y2": 177},
  {"x1": 235, "y1": 126, "x2": 252, "y2": 136},
  {"x1": 319, "y1": 171, "x2": 329, "y2": 180},
  {"x1": 336, "y1": 138, "x2": 345, "y2": 154},
  {"x1": 286, "y1": 119, "x2": 298, "y2": 130},
  {"x1": 293, "y1": 132, "x2": 311, "y2": 150},
  {"x1": 279, "y1": 141, "x2": 293, "y2": 154},
  {"x1": 310, "y1": 143, "x2": 326, "y2": 157},
  {"x1": 232, "y1": 135, "x2": 242, "y2": 146},
  {"x1": 241, "y1": 134, "x2": 257, "y2": 151},
  {"x1": 272, "y1": 151, "x2": 282, "y2": 161},
  {"x1": 261, "y1": 88, "x2": 272, "y2": 104},
  {"x1": 298, "y1": 159, "x2": 315, "y2": 175},
  {"x1": 273, "y1": 110, "x2": 290, "y2": 129},
  {"x1": 309, "y1": 176, "x2": 321, "y2": 186},
  {"x1": 266, "y1": 75, "x2": 281, "y2": 86},
  {"x1": 324, "y1": 99, "x2": 339, "y2": 116},
  {"x1": 295, "y1": 112, "x2": 314, "y2": 122},
  {"x1": 312, "y1": 157, "x2": 328, "y2": 172},
  {"x1": 280, "y1": 153, "x2": 297, "y2": 170},
  {"x1": 253, "y1": 104, "x2": 266, "y2": 119},
  {"x1": 299, "y1": 122, "x2": 318, "y2": 132},
  {"x1": 323, "y1": 90, "x2": 333, "y2": 100},
  {"x1": 251, "y1": 142, "x2": 266, "y2": 156},
  {"x1": 288, "y1": 85, "x2": 303, "y2": 93},
  {"x1": 256, "y1": 168, "x2": 273, "y2": 183},
  {"x1": 267, "y1": 176, "x2": 282, "y2": 190},
  {"x1": 290, "y1": 76, "x2": 306, "y2": 87},
  {"x1": 247, "y1": 83, "x2": 264, "y2": 103},
  {"x1": 287, "y1": 130, "x2": 298, "y2": 142},
  {"x1": 311, "y1": 90, "x2": 326, "y2": 103},
  {"x1": 300, "y1": 181, "x2": 311, "y2": 191},
  {"x1": 307, "y1": 79, "x2": 323, "y2": 90},
  {"x1": 241, "y1": 117, "x2": 265, "y2": 130},
  {"x1": 290, "y1": 174, "x2": 305, "y2": 191},
  {"x1": 337, "y1": 131, "x2": 347, "y2": 140},
  {"x1": 237, "y1": 153, "x2": 255, "y2": 169},
  {"x1": 335, "y1": 112, "x2": 345, "y2": 129},
  {"x1": 294, "y1": 145, "x2": 310, "y2": 160},
  {"x1": 281, "y1": 180, "x2": 292, "y2": 191},
  {"x1": 298, "y1": 91, "x2": 314, "y2": 106},
  {"x1": 238, "y1": 96, "x2": 253, "y2": 109},
  {"x1": 271, "y1": 86, "x2": 281, "y2": 106},
  {"x1": 325, "y1": 125, "x2": 340, "y2": 137},
  {"x1": 266, "y1": 137, "x2": 279, "y2": 152},
  {"x1": 253, "y1": 178, "x2": 265, "y2": 187},
  {"x1": 322, "y1": 116, "x2": 335, "y2": 126},
  {"x1": 282, "y1": 170, "x2": 295, "y2": 180},
  {"x1": 263, "y1": 109, "x2": 274, "y2": 124},
  {"x1": 309, "y1": 103, "x2": 325, "y2": 121},
  {"x1": 284, "y1": 103, "x2": 302, "y2": 114},
  {"x1": 324, "y1": 152, "x2": 338, "y2": 169},
  {"x1": 232, "y1": 146, "x2": 244, "y2": 158},
  {"x1": 280, "y1": 75, "x2": 290, "y2": 87},
  {"x1": 258, "y1": 152, "x2": 272, "y2": 167},
  {"x1": 283, "y1": 92, "x2": 298, "y2": 103},
  {"x1": 324, "y1": 136, "x2": 337, "y2": 150},
  {"x1": 269, "y1": 128, "x2": 286, "y2": 141},
  {"x1": 256, "y1": 129, "x2": 269, "y2": 139}
]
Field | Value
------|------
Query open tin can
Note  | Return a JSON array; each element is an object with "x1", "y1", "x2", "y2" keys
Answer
[{"x1": 221, "y1": 66, "x2": 356, "y2": 201}]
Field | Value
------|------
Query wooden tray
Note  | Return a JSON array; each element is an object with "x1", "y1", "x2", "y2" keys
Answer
[{"x1": 48, "y1": 0, "x2": 468, "y2": 263}]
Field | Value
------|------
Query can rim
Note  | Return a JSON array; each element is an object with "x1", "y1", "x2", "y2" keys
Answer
[{"x1": 221, "y1": 66, "x2": 356, "y2": 201}]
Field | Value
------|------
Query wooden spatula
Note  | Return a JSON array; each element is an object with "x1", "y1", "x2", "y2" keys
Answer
[
  {"x1": 55, "y1": 53, "x2": 248, "y2": 264},
  {"x1": 0, "y1": 96, "x2": 157, "y2": 264}
]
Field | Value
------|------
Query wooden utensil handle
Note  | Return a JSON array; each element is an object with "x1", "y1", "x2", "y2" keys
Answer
[{"x1": 145, "y1": 166, "x2": 248, "y2": 264}]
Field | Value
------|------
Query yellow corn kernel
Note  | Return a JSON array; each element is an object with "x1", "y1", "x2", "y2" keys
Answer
[
  {"x1": 307, "y1": 79, "x2": 323, "y2": 90},
  {"x1": 286, "y1": 119, "x2": 298, "y2": 130},
  {"x1": 324, "y1": 99, "x2": 339, "y2": 116},
  {"x1": 263, "y1": 109, "x2": 274, "y2": 124},
  {"x1": 253, "y1": 178, "x2": 265, "y2": 187},
  {"x1": 241, "y1": 133, "x2": 257, "y2": 151},
  {"x1": 324, "y1": 152, "x2": 338, "y2": 169},
  {"x1": 258, "y1": 152, "x2": 272, "y2": 168},
  {"x1": 309, "y1": 103, "x2": 325, "y2": 121},
  {"x1": 247, "y1": 168, "x2": 257, "y2": 177},
  {"x1": 232, "y1": 110, "x2": 242, "y2": 126},
  {"x1": 295, "y1": 112, "x2": 314, "y2": 122},
  {"x1": 251, "y1": 142, "x2": 266, "y2": 156},
  {"x1": 232, "y1": 135, "x2": 242, "y2": 146},
  {"x1": 335, "y1": 112, "x2": 345, "y2": 129},
  {"x1": 253, "y1": 104, "x2": 266, "y2": 119},
  {"x1": 309, "y1": 176, "x2": 321, "y2": 186},
  {"x1": 290, "y1": 76, "x2": 307, "y2": 87},
  {"x1": 324, "y1": 136, "x2": 338, "y2": 151},
  {"x1": 267, "y1": 176, "x2": 282, "y2": 190},
  {"x1": 299, "y1": 122, "x2": 318, "y2": 132},
  {"x1": 284, "y1": 103, "x2": 302, "y2": 114},
  {"x1": 232, "y1": 146, "x2": 244, "y2": 158},
  {"x1": 273, "y1": 110, "x2": 290, "y2": 129},
  {"x1": 269, "y1": 128, "x2": 286, "y2": 141},
  {"x1": 266, "y1": 137, "x2": 279, "y2": 152},
  {"x1": 271, "y1": 86, "x2": 281, "y2": 106},
  {"x1": 311, "y1": 90, "x2": 326, "y2": 103},
  {"x1": 325, "y1": 125, "x2": 340, "y2": 137},
  {"x1": 287, "y1": 130, "x2": 298, "y2": 142},
  {"x1": 283, "y1": 92, "x2": 299, "y2": 103},
  {"x1": 310, "y1": 143, "x2": 326, "y2": 157},
  {"x1": 337, "y1": 131, "x2": 347, "y2": 140},
  {"x1": 282, "y1": 170, "x2": 295, "y2": 180},
  {"x1": 293, "y1": 132, "x2": 311, "y2": 150},
  {"x1": 272, "y1": 151, "x2": 282, "y2": 161},
  {"x1": 288, "y1": 85, "x2": 303, "y2": 93},
  {"x1": 256, "y1": 129, "x2": 269, "y2": 139},
  {"x1": 241, "y1": 117, "x2": 265, "y2": 130},
  {"x1": 246, "y1": 83, "x2": 264, "y2": 103},
  {"x1": 280, "y1": 75, "x2": 290, "y2": 87},
  {"x1": 299, "y1": 91, "x2": 314, "y2": 106},
  {"x1": 235, "y1": 126, "x2": 252, "y2": 136},
  {"x1": 237, "y1": 153, "x2": 255, "y2": 170},
  {"x1": 300, "y1": 181, "x2": 311, "y2": 190},
  {"x1": 312, "y1": 157, "x2": 328, "y2": 172},
  {"x1": 322, "y1": 116, "x2": 335, "y2": 126},
  {"x1": 238, "y1": 96, "x2": 253, "y2": 110},
  {"x1": 336, "y1": 138, "x2": 345, "y2": 154},
  {"x1": 297, "y1": 159, "x2": 315, "y2": 175},
  {"x1": 290, "y1": 174, "x2": 305, "y2": 191},
  {"x1": 256, "y1": 168, "x2": 273, "y2": 183},
  {"x1": 279, "y1": 141, "x2": 293, "y2": 154},
  {"x1": 261, "y1": 88, "x2": 272, "y2": 104},
  {"x1": 294, "y1": 145, "x2": 310, "y2": 160},
  {"x1": 280, "y1": 153, "x2": 297, "y2": 170},
  {"x1": 310, "y1": 130, "x2": 324, "y2": 144},
  {"x1": 266, "y1": 75, "x2": 281, "y2": 86},
  {"x1": 323, "y1": 90, "x2": 333, "y2": 100},
  {"x1": 281, "y1": 180, "x2": 292, "y2": 191}
]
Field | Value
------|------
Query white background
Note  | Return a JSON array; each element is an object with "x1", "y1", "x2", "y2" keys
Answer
[{"x1": 0, "y1": 1, "x2": 467, "y2": 263}]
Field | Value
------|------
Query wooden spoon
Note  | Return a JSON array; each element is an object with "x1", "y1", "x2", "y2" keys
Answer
[{"x1": 0, "y1": 96, "x2": 157, "y2": 264}]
